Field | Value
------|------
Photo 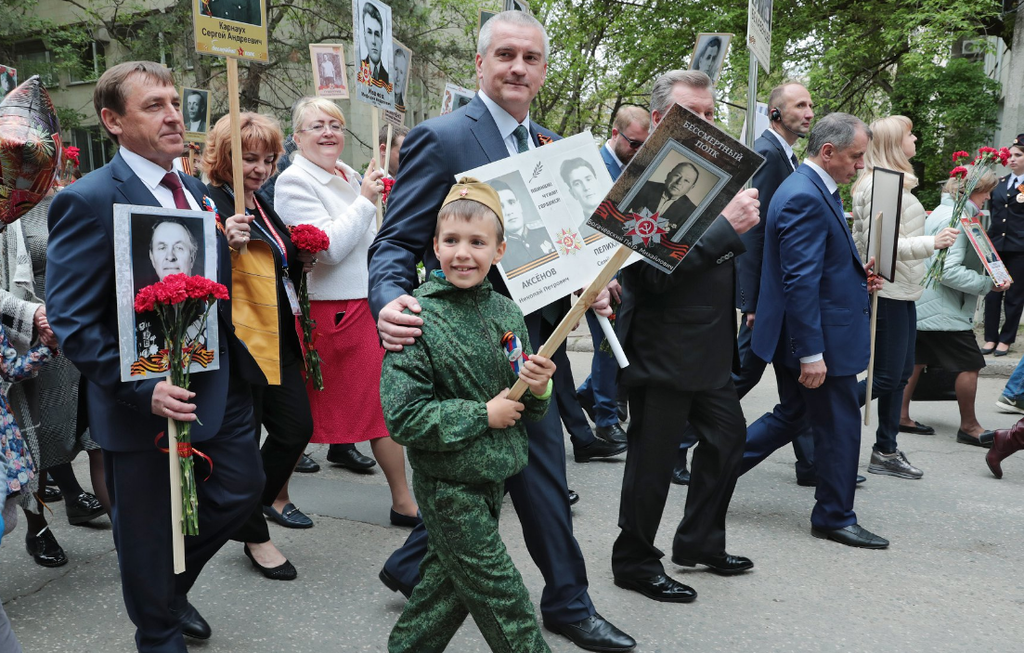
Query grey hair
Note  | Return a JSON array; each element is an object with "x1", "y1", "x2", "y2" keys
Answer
[
  {"x1": 650, "y1": 70, "x2": 713, "y2": 117},
  {"x1": 806, "y1": 113, "x2": 871, "y2": 157},
  {"x1": 477, "y1": 10, "x2": 549, "y2": 61}
]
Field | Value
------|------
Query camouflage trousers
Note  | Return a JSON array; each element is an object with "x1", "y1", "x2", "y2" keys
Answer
[{"x1": 388, "y1": 473, "x2": 550, "y2": 653}]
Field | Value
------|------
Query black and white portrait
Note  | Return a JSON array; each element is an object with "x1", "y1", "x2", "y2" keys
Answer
[
  {"x1": 358, "y1": 0, "x2": 391, "y2": 85},
  {"x1": 199, "y1": 0, "x2": 262, "y2": 26},
  {"x1": 558, "y1": 157, "x2": 603, "y2": 240},
  {"x1": 491, "y1": 173, "x2": 553, "y2": 277},
  {"x1": 114, "y1": 204, "x2": 220, "y2": 381},
  {"x1": 0, "y1": 66, "x2": 16, "y2": 97},
  {"x1": 181, "y1": 88, "x2": 210, "y2": 137},
  {"x1": 690, "y1": 33, "x2": 732, "y2": 85},
  {"x1": 393, "y1": 42, "x2": 411, "y2": 112}
]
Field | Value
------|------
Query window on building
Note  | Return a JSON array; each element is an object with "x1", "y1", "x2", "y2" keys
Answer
[
  {"x1": 68, "y1": 41, "x2": 105, "y2": 84},
  {"x1": 72, "y1": 127, "x2": 115, "y2": 174},
  {"x1": 13, "y1": 41, "x2": 56, "y2": 88}
]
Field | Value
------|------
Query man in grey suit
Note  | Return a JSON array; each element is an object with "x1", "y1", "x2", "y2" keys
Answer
[{"x1": 368, "y1": 10, "x2": 635, "y2": 653}]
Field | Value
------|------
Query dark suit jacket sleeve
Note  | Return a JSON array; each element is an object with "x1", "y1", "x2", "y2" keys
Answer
[
  {"x1": 46, "y1": 187, "x2": 159, "y2": 414},
  {"x1": 367, "y1": 125, "x2": 449, "y2": 318},
  {"x1": 738, "y1": 139, "x2": 786, "y2": 313},
  {"x1": 773, "y1": 194, "x2": 828, "y2": 358},
  {"x1": 634, "y1": 215, "x2": 745, "y2": 294}
]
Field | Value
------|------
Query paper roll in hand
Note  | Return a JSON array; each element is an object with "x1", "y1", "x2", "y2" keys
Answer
[{"x1": 0, "y1": 75, "x2": 63, "y2": 224}]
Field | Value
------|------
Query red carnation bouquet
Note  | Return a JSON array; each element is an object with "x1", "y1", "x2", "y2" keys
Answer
[
  {"x1": 289, "y1": 224, "x2": 330, "y2": 390},
  {"x1": 381, "y1": 177, "x2": 395, "y2": 208},
  {"x1": 923, "y1": 146, "x2": 1011, "y2": 288},
  {"x1": 134, "y1": 273, "x2": 228, "y2": 536}
]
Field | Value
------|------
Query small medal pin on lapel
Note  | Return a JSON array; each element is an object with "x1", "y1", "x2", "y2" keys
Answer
[{"x1": 500, "y1": 331, "x2": 530, "y2": 375}]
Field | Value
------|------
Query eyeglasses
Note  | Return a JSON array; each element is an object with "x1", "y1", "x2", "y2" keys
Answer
[
  {"x1": 621, "y1": 133, "x2": 645, "y2": 150},
  {"x1": 298, "y1": 121, "x2": 344, "y2": 134}
]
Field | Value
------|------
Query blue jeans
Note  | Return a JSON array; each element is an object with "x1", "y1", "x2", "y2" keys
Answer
[
  {"x1": 1003, "y1": 357, "x2": 1024, "y2": 400},
  {"x1": 857, "y1": 297, "x2": 916, "y2": 454}
]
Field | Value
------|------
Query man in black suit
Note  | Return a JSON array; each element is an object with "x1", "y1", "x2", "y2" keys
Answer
[
  {"x1": 626, "y1": 162, "x2": 698, "y2": 239},
  {"x1": 360, "y1": 1, "x2": 388, "y2": 85},
  {"x1": 368, "y1": 10, "x2": 635, "y2": 652},
  {"x1": 612, "y1": 69, "x2": 760, "y2": 603},
  {"x1": 45, "y1": 61, "x2": 264, "y2": 652}
]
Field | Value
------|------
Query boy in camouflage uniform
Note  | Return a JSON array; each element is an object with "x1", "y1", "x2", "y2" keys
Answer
[{"x1": 382, "y1": 178, "x2": 556, "y2": 653}]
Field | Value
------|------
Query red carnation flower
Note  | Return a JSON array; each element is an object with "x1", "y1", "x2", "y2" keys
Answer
[
  {"x1": 381, "y1": 177, "x2": 395, "y2": 205},
  {"x1": 289, "y1": 224, "x2": 330, "y2": 254},
  {"x1": 950, "y1": 166, "x2": 969, "y2": 179},
  {"x1": 952, "y1": 150, "x2": 970, "y2": 162}
]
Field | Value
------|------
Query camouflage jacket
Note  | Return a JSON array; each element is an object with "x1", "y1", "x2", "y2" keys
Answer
[{"x1": 381, "y1": 271, "x2": 549, "y2": 485}]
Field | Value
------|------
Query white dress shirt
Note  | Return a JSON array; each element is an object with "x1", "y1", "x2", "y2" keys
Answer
[{"x1": 119, "y1": 147, "x2": 200, "y2": 211}]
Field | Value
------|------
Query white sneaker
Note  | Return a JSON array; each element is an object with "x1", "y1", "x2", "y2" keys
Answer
[
  {"x1": 867, "y1": 449, "x2": 923, "y2": 480},
  {"x1": 995, "y1": 395, "x2": 1024, "y2": 415}
]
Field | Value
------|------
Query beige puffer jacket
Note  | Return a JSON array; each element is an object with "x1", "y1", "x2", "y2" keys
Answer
[{"x1": 851, "y1": 176, "x2": 934, "y2": 301}]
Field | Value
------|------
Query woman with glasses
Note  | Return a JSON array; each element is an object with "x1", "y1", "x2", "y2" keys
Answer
[{"x1": 275, "y1": 97, "x2": 419, "y2": 527}]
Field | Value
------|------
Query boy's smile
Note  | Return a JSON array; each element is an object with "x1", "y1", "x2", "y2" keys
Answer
[{"x1": 434, "y1": 214, "x2": 506, "y2": 289}]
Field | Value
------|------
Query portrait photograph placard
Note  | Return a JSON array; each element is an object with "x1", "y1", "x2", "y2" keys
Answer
[
  {"x1": 181, "y1": 87, "x2": 211, "y2": 143},
  {"x1": 440, "y1": 82, "x2": 475, "y2": 115},
  {"x1": 587, "y1": 103, "x2": 765, "y2": 274},
  {"x1": 0, "y1": 65, "x2": 16, "y2": 97},
  {"x1": 502, "y1": 0, "x2": 530, "y2": 12},
  {"x1": 309, "y1": 44, "x2": 349, "y2": 99},
  {"x1": 352, "y1": 0, "x2": 394, "y2": 110},
  {"x1": 391, "y1": 39, "x2": 412, "y2": 113},
  {"x1": 961, "y1": 214, "x2": 1012, "y2": 287},
  {"x1": 193, "y1": 0, "x2": 269, "y2": 63},
  {"x1": 865, "y1": 167, "x2": 904, "y2": 282},
  {"x1": 113, "y1": 204, "x2": 221, "y2": 382},
  {"x1": 689, "y1": 33, "x2": 732, "y2": 85},
  {"x1": 460, "y1": 132, "x2": 637, "y2": 315},
  {"x1": 747, "y1": 0, "x2": 772, "y2": 72}
]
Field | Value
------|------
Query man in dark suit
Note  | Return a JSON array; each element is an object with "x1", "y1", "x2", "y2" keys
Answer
[
  {"x1": 983, "y1": 135, "x2": 1024, "y2": 355},
  {"x1": 45, "y1": 61, "x2": 265, "y2": 652},
  {"x1": 743, "y1": 112, "x2": 889, "y2": 549},
  {"x1": 626, "y1": 162, "x2": 698, "y2": 239},
  {"x1": 612, "y1": 69, "x2": 760, "y2": 603},
  {"x1": 733, "y1": 82, "x2": 819, "y2": 484},
  {"x1": 360, "y1": 1, "x2": 389, "y2": 85},
  {"x1": 368, "y1": 11, "x2": 635, "y2": 653}
]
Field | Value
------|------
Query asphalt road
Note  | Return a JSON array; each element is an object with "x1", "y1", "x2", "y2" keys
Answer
[{"x1": 3, "y1": 350, "x2": 1023, "y2": 652}]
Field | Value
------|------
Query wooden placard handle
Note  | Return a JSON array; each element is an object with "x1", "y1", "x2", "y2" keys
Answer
[
  {"x1": 227, "y1": 58, "x2": 247, "y2": 254},
  {"x1": 507, "y1": 244, "x2": 633, "y2": 401},
  {"x1": 168, "y1": 418, "x2": 186, "y2": 574}
]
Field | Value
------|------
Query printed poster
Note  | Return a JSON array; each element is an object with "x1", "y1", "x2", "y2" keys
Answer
[
  {"x1": 961, "y1": 215, "x2": 1012, "y2": 287},
  {"x1": 440, "y1": 82, "x2": 474, "y2": 115},
  {"x1": 309, "y1": 44, "x2": 349, "y2": 99},
  {"x1": 352, "y1": 0, "x2": 394, "y2": 110},
  {"x1": 193, "y1": 0, "x2": 269, "y2": 63}
]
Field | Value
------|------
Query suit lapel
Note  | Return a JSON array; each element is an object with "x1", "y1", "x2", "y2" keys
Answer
[
  {"x1": 465, "y1": 96, "x2": 510, "y2": 164},
  {"x1": 798, "y1": 166, "x2": 863, "y2": 266},
  {"x1": 110, "y1": 153, "x2": 160, "y2": 207}
]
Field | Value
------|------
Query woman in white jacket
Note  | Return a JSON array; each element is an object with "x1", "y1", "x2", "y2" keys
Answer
[
  {"x1": 851, "y1": 115, "x2": 958, "y2": 479},
  {"x1": 275, "y1": 97, "x2": 419, "y2": 527}
]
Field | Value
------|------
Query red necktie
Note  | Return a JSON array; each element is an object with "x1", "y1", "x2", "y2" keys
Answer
[{"x1": 160, "y1": 172, "x2": 190, "y2": 210}]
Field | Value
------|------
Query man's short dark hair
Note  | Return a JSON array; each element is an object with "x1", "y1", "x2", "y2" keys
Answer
[
  {"x1": 559, "y1": 158, "x2": 595, "y2": 186},
  {"x1": 378, "y1": 124, "x2": 410, "y2": 148},
  {"x1": 94, "y1": 61, "x2": 174, "y2": 144},
  {"x1": 362, "y1": 1, "x2": 383, "y2": 29}
]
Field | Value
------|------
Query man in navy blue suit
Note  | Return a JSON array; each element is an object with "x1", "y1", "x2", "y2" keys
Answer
[
  {"x1": 368, "y1": 11, "x2": 635, "y2": 652},
  {"x1": 46, "y1": 62, "x2": 265, "y2": 652},
  {"x1": 573, "y1": 105, "x2": 649, "y2": 438},
  {"x1": 743, "y1": 112, "x2": 888, "y2": 549}
]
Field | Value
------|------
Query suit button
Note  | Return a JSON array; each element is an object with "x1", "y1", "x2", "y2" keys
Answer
[
  {"x1": 863, "y1": 308, "x2": 869, "y2": 314},
  {"x1": 861, "y1": 282, "x2": 867, "y2": 288}
]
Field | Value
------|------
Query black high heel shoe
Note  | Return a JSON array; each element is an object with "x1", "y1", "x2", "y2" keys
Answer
[{"x1": 243, "y1": 544, "x2": 297, "y2": 580}]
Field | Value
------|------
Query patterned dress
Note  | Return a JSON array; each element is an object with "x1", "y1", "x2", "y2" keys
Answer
[{"x1": 0, "y1": 328, "x2": 52, "y2": 496}]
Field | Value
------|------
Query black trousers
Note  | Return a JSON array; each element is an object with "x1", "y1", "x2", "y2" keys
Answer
[
  {"x1": 232, "y1": 357, "x2": 313, "y2": 544},
  {"x1": 103, "y1": 379, "x2": 262, "y2": 653},
  {"x1": 984, "y1": 251, "x2": 1024, "y2": 344},
  {"x1": 612, "y1": 382, "x2": 745, "y2": 580}
]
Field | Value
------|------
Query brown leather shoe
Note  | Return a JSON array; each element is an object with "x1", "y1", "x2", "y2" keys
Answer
[{"x1": 987, "y1": 418, "x2": 1024, "y2": 479}]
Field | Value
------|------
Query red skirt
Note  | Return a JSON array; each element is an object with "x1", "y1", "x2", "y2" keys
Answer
[{"x1": 300, "y1": 298, "x2": 389, "y2": 444}]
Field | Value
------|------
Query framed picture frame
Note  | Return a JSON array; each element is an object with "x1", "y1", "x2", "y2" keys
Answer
[
  {"x1": 113, "y1": 204, "x2": 221, "y2": 381},
  {"x1": 866, "y1": 167, "x2": 904, "y2": 282},
  {"x1": 689, "y1": 33, "x2": 733, "y2": 85},
  {"x1": 961, "y1": 214, "x2": 1012, "y2": 286},
  {"x1": 309, "y1": 44, "x2": 350, "y2": 99},
  {"x1": 181, "y1": 87, "x2": 211, "y2": 143}
]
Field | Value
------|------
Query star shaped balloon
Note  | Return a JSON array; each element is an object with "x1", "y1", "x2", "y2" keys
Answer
[{"x1": 0, "y1": 75, "x2": 62, "y2": 224}]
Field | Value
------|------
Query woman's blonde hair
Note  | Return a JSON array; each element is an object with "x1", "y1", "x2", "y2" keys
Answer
[
  {"x1": 202, "y1": 112, "x2": 284, "y2": 187},
  {"x1": 291, "y1": 96, "x2": 346, "y2": 134},
  {"x1": 853, "y1": 115, "x2": 917, "y2": 192},
  {"x1": 942, "y1": 164, "x2": 999, "y2": 198}
]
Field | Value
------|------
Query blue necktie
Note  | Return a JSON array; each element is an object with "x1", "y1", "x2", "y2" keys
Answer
[{"x1": 832, "y1": 189, "x2": 844, "y2": 213}]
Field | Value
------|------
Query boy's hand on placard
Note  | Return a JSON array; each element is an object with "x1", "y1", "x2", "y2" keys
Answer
[
  {"x1": 486, "y1": 388, "x2": 524, "y2": 429},
  {"x1": 519, "y1": 355, "x2": 556, "y2": 397}
]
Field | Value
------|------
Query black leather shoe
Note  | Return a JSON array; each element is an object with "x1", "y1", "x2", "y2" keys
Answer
[
  {"x1": 957, "y1": 429, "x2": 995, "y2": 448},
  {"x1": 65, "y1": 491, "x2": 106, "y2": 525},
  {"x1": 544, "y1": 612, "x2": 636, "y2": 652},
  {"x1": 673, "y1": 552, "x2": 753, "y2": 575},
  {"x1": 243, "y1": 545, "x2": 297, "y2": 580},
  {"x1": 595, "y1": 423, "x2": 627, "y2": 444},
  {"x1": 577, "y1": 391, "x2": 596, "y2": 423},
  {"x1": 811, "y1": 523, "x2": 889, "y2": 549},
  {"x1": 25, "y1": 528, "x2": 68, "y2": 567},
  {"x1": 326, "y1": 444, "x2": 377, "y2": 472},
  {"x1": 670, "y1": 462, "x2": 690, "y2": 486},
  {"x1": 898, "y1": 421, "x2": 935, "y2": 435},
  {"x1": 617, "y1": 399, "x2": 628, "y2": 423},
  {"x1": 994, "y1": 347, "x2": 1010, "y2": 357},
  {"x1": 568, "y1": 490, "x2": 580, "y2": 506},
  {"x1": 263, "y1": 503, "x2": 313, "y2": 529},
  {"x1": 294, "y1": 453, "x2": 320, "y2": 474},
  {"x1": 172, "y1": 602, "x2": 211, "y2": 640},
  {"x1": 614, "y1": 573, "x2": 696, "y2": 603},
  {"x1": 379, "y1": 567, "x2": 413, "y2": 599},
  {"x1": 38, "y1": 486, "x2": 62, "y2": 503},
  {"x1": 390, "y1": 508, "x2": 422, "y2": 528},
  {"x1": 797, "y1": 475, "x2": 866, "y2": 487},
  {"x1": 573, "y1": 438, "x2": 627, "y2": 463}
]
